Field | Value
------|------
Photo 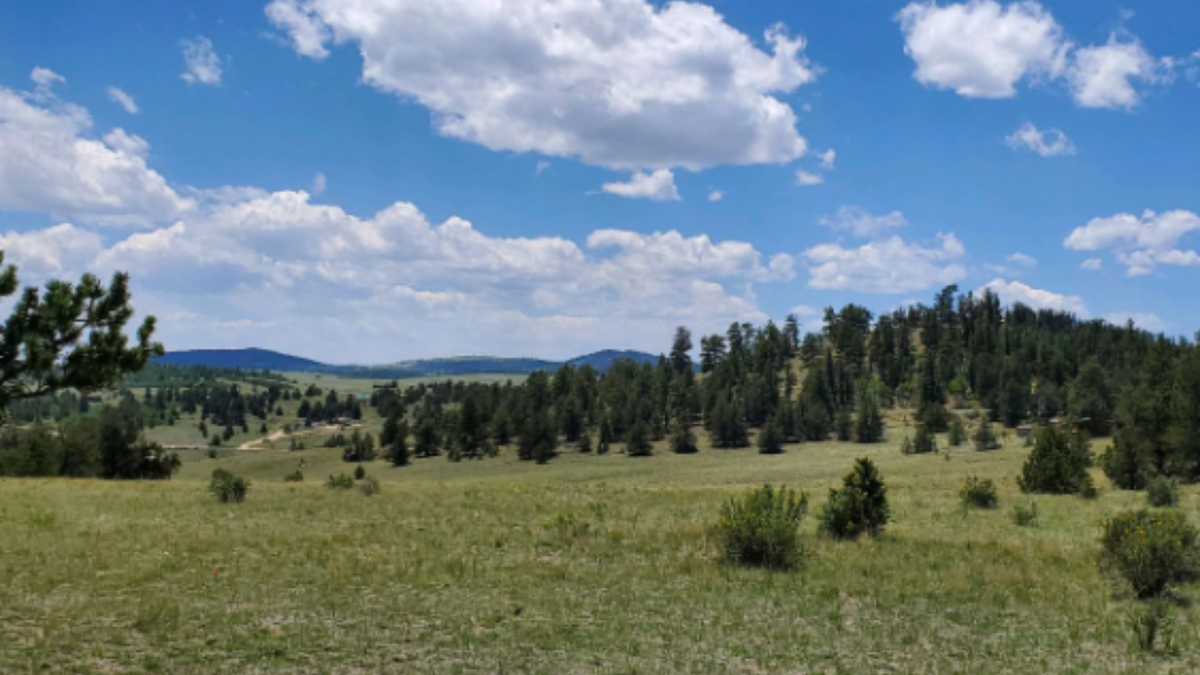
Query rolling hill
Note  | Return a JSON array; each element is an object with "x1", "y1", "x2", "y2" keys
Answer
[{"x1": 154, "y1": 347, "x2": 663, "y2": 376}]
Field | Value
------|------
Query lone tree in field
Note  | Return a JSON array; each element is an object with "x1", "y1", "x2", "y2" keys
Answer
[
  {"x1": 0, "y1": 253, "x2": 161, "y2": 420},
  {"x1": 1020, "y1": 426, "x2": 1095, "y2": 496},
  {"x1": 819, "y1": 457, "x2": 890, "y2": 540}
]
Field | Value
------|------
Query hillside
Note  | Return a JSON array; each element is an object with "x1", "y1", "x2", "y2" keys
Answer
[
  {"x1": 154, "y1": 348, "x2": 330, "y2": 372},
  {"x1": 155, "y1": 348, "x2": 660, "y2": 376}
]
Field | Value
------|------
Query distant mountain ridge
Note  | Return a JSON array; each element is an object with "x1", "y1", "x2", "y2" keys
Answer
[{"x1": 154, "y1": 347, "x2": 662, "y2": 376}]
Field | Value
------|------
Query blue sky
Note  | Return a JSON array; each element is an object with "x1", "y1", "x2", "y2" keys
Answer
[{"x1": 0, "y1": 0, "x2": 1197, "y2": 362}]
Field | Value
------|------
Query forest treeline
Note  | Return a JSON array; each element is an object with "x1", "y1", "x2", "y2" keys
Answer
[
  {"x1": 374, "y1": 285, "x2": 1200, "y2": 490},
  {"x1": 3, "y1": 284, "x2": 1199, "y2": 489}
]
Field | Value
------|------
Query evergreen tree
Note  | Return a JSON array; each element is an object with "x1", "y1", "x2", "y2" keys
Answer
[
  {"x1": 626, "y1": 420, "x2": 652, "y2": 457},
  {"x1": 757, "y1": 413, "x2": 784, "y2": 454},
  {"x1": 854, "y1": 380, "x2": 885, "y2": 443},
  {"x1": 670, "y1": 418, "x2": 697, "y2": 454}
]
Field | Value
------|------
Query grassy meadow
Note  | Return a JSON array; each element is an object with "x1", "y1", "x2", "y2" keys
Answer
[{"x1": 3, "y1": 417, "x2": 1199, "y2": 674}]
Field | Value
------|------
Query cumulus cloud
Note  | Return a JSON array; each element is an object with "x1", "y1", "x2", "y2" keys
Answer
[
  {"x1": 0, "y1": 80, "x2": 194, "y2": 226},
  {"x1": 980, "y1": 278, "x2": 1088, "y2": 315},
  {"x1": 818, "y1": 149, "x2": 837, "y2": 170},
  {"x1": 1064, "y1": 209, "x2": 1200, "y2": 276},
  {"x1": 106, "y1": 86, "x2": 138, "y2": 114},
  {"x1": 1081, "y1": 257, "x2": 1103, "y2": 271},
  {"x1": 181, "y1": 36, "x2": 222, "y2": 86},
  {"x1": 31, "y1": 67, "x2": 66, "y2": 96},
  {"x1": 707, "y1": 190, "x2": 724, "y2": 202},
  {"x1": 265, "y1": 0, "x2": 818, "y2": 171},
  {"x1": 602, "y1": 169, "x2": 681, "y2": 202},
  {"x1": 0, "y1": 223, "x2": 103, "y2": 279},
  {"x1": 897, "y1": 1, "x2": 1174, "y2": 110},
  {"x1": 1068, "y1": 34, "x2": 1169, "y2": 110},
  {"x1": 896, "y1": 0, "x2": 1068, "y2": 99},
  {"x1": 4, "y1": 189, "x2": 793, "y2": 360},
  {"x1": 796, "y1": 170, "x2": 824, "y2": 186},
  {"x1": 986, "y1": 250, "x2": 1038, "y2": 276},
  {"x1": 802, "y1": 233, "x2": 967, "y2": 293},
  {"x1": 820, "y1": 206, "x2": 907, "y2": 238},
  {"x1": 1006, "y1": 122, "x2": 1076, "y2": 157}
]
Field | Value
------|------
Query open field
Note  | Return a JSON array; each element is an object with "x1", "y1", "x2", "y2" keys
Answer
[{"x1": 3, "y1": 425, "x2": 1199, "y2": 674}]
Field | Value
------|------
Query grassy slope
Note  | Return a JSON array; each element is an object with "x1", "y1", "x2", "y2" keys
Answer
[{"x1": 2, "y1": 417, "x2": 1198, "y2": 674}]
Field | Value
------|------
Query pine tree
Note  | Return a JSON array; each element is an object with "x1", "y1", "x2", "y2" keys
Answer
[
  {"x1": 854, "y1": 380, "x2": 885, "y2": 443},
  {"x1": 626, "y1": 420, "x2": 652, "y2": 457},
  {"x1": 670, "y1": 418, "x2": 697, "y2": 454},
  {"x1": 757, "y1": 413, "x2": 784, "y2": 454}
]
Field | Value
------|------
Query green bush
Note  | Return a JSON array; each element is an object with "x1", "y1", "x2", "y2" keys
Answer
[
  {"x1": 284, "y1": 470, "x2": 303, "y2": 482},
  {"x1": 912, "y1": 424, "x2": 937, "y2": 455},
  {"x1": 1146, "y1": 476, "x2": 1179, "y2": 508},
  {"x1": 353, "y1": 465, "x2": 366, "y2": 480},
  {"x1": 712, "y1": 484, "x2": 808, "y2": 570},
  {"x1": 358, "y1": 475, "x2": 381, "y2": 496},
  {"x1": 972, "y1": 420, "x2": 999, "y2": 451},
  {"x1": 818, "y1": 458, "x2": 890, "y2": 540},
  {"x1": 1011, "y1": 502, "x2": 1039, "y2": 527},
  {"x1": 960, "y1": 476, "x2": 998, "y2": 509},
  {"x1": 1019, "y1": 426, "x2": 1095, "y2": 496},
  {"x1": 326, "y1": 473, "x2": 355, "y2": 490},
  {"x1": 208, "y1": 469, "x2": 249, "y2": 504},
  {"x1": 1099, "y1": 509, "x2": 1200, "y2": 598},
  {"x1": 948, "y1": 416, "x2": 966, "y2": 447},
  {"x1": 1129, "y1": 599, "x2": 1175, "y2": 654}
]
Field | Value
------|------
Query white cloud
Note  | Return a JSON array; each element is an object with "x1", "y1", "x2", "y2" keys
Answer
[
  {"x1": 896, "y1": 0, "x2": 1068, "y2": 99},
  {"x1": 1068, "y1": 34, "x2": 1168, "y2": 110},
  {"x1": 981, "y1": 278, "x2": 1088, "y2": 315},
  {"x1": 1080, "y1": 257, "x2": 1103, "y2": 270},
  {"x1": 1006, "y1": 122, "x2": 1076, "y2": 157},
  {"x1": 535, "y1": 161, "x2": 551, "y2": 176},
  {"x1": 708, "y1": 190, "x2": 724, "y2": 202},
  {"x1": 818, "y1": 149, "x2": 837, "y2": 170},
  {"x1": 602, "y1": 169, "x2": 681, "y2": 202},
  {"x1": 1064, "y1": 209, "x2": 1200, "y2": 276},
  {"x1": 0, "y1": 223, "x2": 103, "y2": 279},
  {"x1": 820, "y1": 206, "x2": 907, "y2": 238},
  {"x1": 0, "y1": 82, "x2": 194, "y2": 226},
  {"x1": 898, "y1": 1, "x2": 1172, "y2": 110},
  {"x1": 106, "y1": 87, "x2": 138, "y2": 114},
  {"x1": 30, "y1": 67, "x2": 66, "y2": 96},
  {"x1": 796, "y1": 170, "x2": 824, "y2": 186},
  {"x1": 4, "y1": 188, "x2": 793, "y2": 360},
  {"x1": 311, "y1": 171, "x2": 327, "y2": 195},
  {"x1": 1103, "y1": 311, "x2": 1166, "y2": 332},
  {"x1": 802, "y1": 233, "x2": 967, "y2": 293},
  {"x1": 181, "y1": 36, "x2": 222, "y2": 86},
  {"x1": 265, "y1": 0, "x2": 818, "y2": 171},
  {"x1": 986, "y1": 250, "x2": 1038, "y2": 276},
  {"x1": 790, "y1": 304, "x2": 818, "y2": 317}
]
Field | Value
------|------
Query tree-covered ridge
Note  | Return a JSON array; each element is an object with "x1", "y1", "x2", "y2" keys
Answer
[{"x1": 359, "y1": 284, "x2": 1197, "y2": 487}]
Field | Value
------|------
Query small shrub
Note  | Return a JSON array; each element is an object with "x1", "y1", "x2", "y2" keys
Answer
[
  {"x1": 358, "y1": 475, "x2": 381, "y2": 496},
  {"x1": 353, "y1": 465, "x2": 366, "y2": 480},
  {"x1": 1019, "y1": 426, "x2": 1095, "y2": 496},
  {"x1": 972, "y1": 420, "x2": 999, "y2": 451},
  {"x1": 948, "y1": 416, "x2": 966, "y2": 447},
  {"x1": 1129, "y1": 600, "x2": 1175, "y2": 654},
  {"x1": 326, "y1": 473, "x2": 355, "y2": 490},
  {"x1": 712, "y1": 484, "x2": 808, "y2": 570},
  {"x1": 1011, "y1": 502, "x2": 1039, "y2": 527},
  {"x1": 284, "y1": 470, "x2": 303, "y2": 482},
  {"x1": 818, "y1": 458, "x2": 889, "y2": 540},
  {"x1": 208, "y1": 470, "x2": 249, "y2": 504},
  {"x1": 1099, "y1": 509, "x2": 1200, "y2": 598},
  {"x1": 912, "y1": 424, "x2": 937, "y2": 455},
  {"x1": 1146, "y1": 476, "x2": 1179, "y2": 508},
  {"x1": 960, "y1": 476, "x2": 998, "y2": 509},
  {"x1": 899, "y1": 436, "x2": 913, "y2": 455}
]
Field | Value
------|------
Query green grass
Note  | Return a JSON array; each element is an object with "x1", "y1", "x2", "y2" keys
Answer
[{"x1": 2, "y1": 424, "x2": 1198, "y2": 674}]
